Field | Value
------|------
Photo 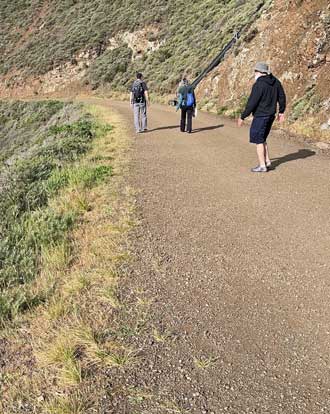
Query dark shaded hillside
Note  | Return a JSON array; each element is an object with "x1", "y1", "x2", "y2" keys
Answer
[{"x1": 0, "y1": 100, "x2": 71, "y2": 164}]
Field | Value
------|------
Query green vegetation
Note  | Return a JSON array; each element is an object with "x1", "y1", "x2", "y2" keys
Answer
[
  {"x1": 290, "y1": 87, "x2": 322, "y2": 122},
  {"x1": 89, "y1": 46, "x2": 133, "y2": 89},
  {"x1": 134, "y1": 0, "x2": 271, "y2": 93},
  {"x1": 0, "y1": 0, "x2": 271, "y2": 92},
  {"x1": 0, "y1": 100, "x2": 64, "y2": 162},
  {"x1": 0, "y1": 101, "x2": 111, "y2": 326},
  {"x1": 218, "y1": 94, "x2": 249, "y2": 118},
  {"x1": 0, "y1": 102, "x2": 140, "y2": 414},
  {"x1": 0, "y1": 0, "x2": 169, "y2": 78}
]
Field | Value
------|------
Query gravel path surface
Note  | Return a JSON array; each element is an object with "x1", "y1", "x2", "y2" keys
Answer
[{"x1": 112, "y1": 101, "x2": 330, "y2": 413}]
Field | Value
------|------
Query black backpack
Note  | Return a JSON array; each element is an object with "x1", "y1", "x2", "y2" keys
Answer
[{"x1": 132, "y1": 80, "x2": 145, "y2": 103}]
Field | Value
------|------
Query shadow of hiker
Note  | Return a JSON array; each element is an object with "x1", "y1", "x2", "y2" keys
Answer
[
  {"x1": 191, "y1": 124, "x2": 224, "y2": 133},
  {"x1": 146, "y1": 125, "x2": 178, "y2": 132},
  {"x1": 270, "y1": 149, "x2": 316, "y2": 169}
]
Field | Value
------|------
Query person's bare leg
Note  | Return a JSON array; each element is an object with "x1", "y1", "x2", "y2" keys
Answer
[
  {"x1": 257, "y1": 144, "x2": 266, "y2": 167},
  {"x1": 264, "y1": 143, "x2": 271, "y2": 165}
]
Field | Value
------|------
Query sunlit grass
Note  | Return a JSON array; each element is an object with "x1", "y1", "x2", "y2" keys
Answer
[{"x1": 1, "y1": 101, "x2": 137, "y2": 414}]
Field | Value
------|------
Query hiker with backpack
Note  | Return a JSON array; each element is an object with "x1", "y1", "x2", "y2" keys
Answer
[
  {"x1": 177, "y1": 78, "x2": 196, "y2": 133},
  {"x1": 238, "y1": 63, "x2": 286, "y2": 172},
  {"x1": 130, "y1": 72, "x2": 150, "y2": 133}
]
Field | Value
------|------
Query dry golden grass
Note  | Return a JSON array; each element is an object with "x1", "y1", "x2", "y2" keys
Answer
[
  {"x1": 0, "y1": 100, "x2": 137, "y2": 413},
  {"x1": 44, "y1": 390, "x2": 91, "y2": 414},
  {"x1": 290, "y1": 115, "x2": 330, "y2": 143},
  {"x1": 152, "y1": 327, "x2": 172, "y2": 343},
  {"x1": 41, "y1": 240, "x2": 72, "y2": 274},
  {"x1": 193, "y1": 355, "x2": 219, "y2": 370}
]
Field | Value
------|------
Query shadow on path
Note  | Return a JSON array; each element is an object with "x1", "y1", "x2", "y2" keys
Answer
[
  {"x1": 147, "y1": 124, "x2": 224, "y2": 133},
  {"x1": 271, "y1": 149, "x2": 316, "y2": 169},
  {"x1": 192, "y1": 124, "x2": 224, "y2": 133},
  {"x1": 147, "y1": 125, "x2": 178, "y2": 132}
]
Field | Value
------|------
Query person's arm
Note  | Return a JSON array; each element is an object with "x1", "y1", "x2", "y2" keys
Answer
[
  {"x1": 277, "y1": 81, "x2": 286, "y2": 122},
  {"x1": 145, "y1": 90, "x2": 150, "y2": 106},
  {"x1": 176, "y1": 93, "x2": 183, "y2": 111},
  {"x1": 130, "y1": 91, "x2": 134, "y2": 106},
  {"x1": 241, "y1": 83, "x2": 263, "y2": 120},
  {"x1": 143, "y1": 82, "x2": 150, "y2": 106}
]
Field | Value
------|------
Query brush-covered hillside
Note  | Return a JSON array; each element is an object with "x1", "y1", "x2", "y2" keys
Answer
[
  {"x1": 0, "y1": 0, "x2": 330, "y2": 139},
  {"x1": 0, "y1": 0, "x2": 269, "y2": 94}
]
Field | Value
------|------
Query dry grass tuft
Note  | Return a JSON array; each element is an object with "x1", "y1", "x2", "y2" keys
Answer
[
  {"x1": 152, "y1": 328, "x2": 172, "y2": 343},
  {"x1": 45, "y1": 390, "x2": 91, "y2": 414},
  {"x1": 193, "y1": 355, "x2": 219, "y2": 370}
]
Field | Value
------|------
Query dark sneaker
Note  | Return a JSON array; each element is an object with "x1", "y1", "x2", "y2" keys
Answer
[{"x1": 251, "y1": 165, "x2": 267, "y2": 173}]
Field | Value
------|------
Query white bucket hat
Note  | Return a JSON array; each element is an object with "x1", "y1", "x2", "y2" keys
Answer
[{"x1": 255, "y1": 62, "x2": 271, "y2": 74}]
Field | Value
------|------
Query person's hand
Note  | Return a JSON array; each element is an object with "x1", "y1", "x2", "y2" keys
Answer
[
  {"x1": 237, "y1": 118, "x2": 244, "y2": 127},
  {"x1": 278, "y1": 113, "x2": 285, "y2": 123}
]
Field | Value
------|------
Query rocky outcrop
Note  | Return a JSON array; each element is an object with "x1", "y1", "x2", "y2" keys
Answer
[
  {"x1": 108, "y1": 26, "x2": 162, "y2": 60},
  {"x1": 197, "y1": 0, "x2": 330, "y2": 139}
]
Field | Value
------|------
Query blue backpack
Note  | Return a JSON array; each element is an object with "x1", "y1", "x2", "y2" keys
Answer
[
  {"x1": 186, "y1": 92, "x2": 195, "y2": 107},
  {"x1": 180, "y1": 85, "x2": 195, "y2": 108}
]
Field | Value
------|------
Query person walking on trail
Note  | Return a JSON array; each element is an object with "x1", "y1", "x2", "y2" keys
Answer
[
  {"x1": 177, "y1": 78, "x2": 196, "y2": 133},
  {"x1": 130, "y1": 72, "x2": 150, "y2": 134},
  {"x1": 238, "y1": 62, "x2": 286, "y2": 173}
]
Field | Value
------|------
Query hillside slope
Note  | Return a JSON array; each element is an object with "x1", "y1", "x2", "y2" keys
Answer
[
  {"x1": 0, "y1": 0, "x2": 270, "y2": 94},
  {"x1": 198, "y1": 0, "x2": 330, "y2": 139},
  {"x1": 0, "y1": 0, "x2": 329, "y2": 139}
]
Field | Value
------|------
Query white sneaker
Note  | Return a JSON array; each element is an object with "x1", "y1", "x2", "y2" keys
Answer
[{"x1": 251, "y1": 165, "x2": 267, "y2": 173}]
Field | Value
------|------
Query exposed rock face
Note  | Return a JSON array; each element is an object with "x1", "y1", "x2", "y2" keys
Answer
[
  {"x1": 108, "y1": 26, "x2": 162, "y2": 61},
  {"x1": 197, "y1": 0, "x2": 330, "y2": 138}
]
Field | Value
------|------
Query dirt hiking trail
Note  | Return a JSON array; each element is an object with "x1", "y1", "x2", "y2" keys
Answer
[{"x1": 107, "y1": 100, "x2": 330, "y2": 413}]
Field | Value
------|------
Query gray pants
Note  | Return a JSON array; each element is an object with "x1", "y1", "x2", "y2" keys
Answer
[{"x1": 133, "y1": 102, "x2": 147, "y2": 132}]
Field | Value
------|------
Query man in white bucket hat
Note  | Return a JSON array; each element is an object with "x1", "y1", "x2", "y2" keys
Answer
[{"x1": 238, "y1": 62, "x2": 286, "y2": 172}]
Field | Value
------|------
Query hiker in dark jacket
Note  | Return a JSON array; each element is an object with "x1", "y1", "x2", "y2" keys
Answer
[
  {"x1": 130, "y1": 72, "x2": 150, "y2": 133},
  {"x1": 177, "y1": 78, "x2": 196, "y2": 133},
  {"x1": 238, "y1": 62, "x2": 286, "y2": 172}
]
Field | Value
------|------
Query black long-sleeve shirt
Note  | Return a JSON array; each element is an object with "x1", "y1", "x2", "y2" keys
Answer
[{"x1": 241, "y1": 74, "x2": 286, "y2": 120}]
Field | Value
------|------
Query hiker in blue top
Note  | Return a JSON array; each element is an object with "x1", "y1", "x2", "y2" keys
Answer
[{"x1": 177, "y1": 78, "x2": 196, "y2": 133}]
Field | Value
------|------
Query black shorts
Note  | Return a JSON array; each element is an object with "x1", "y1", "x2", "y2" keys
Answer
[{"x1": 250, "y1": 115, "x2": 275, "y2": 144}]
